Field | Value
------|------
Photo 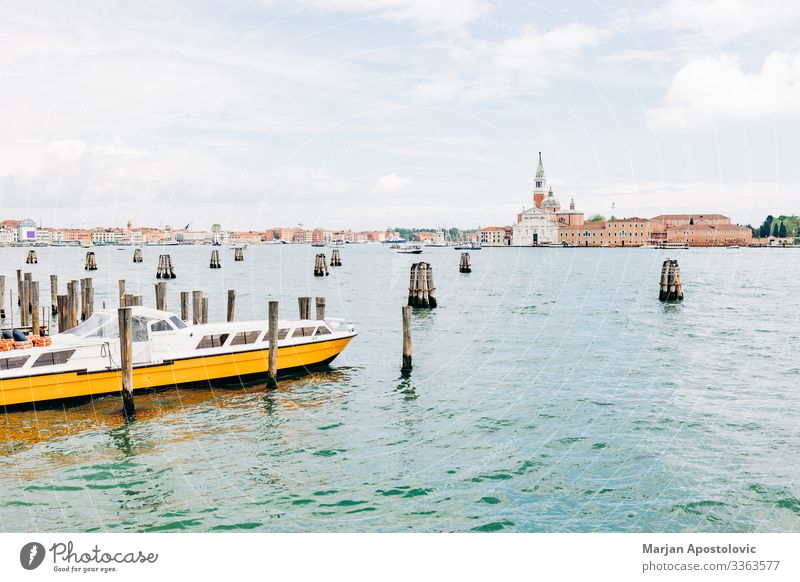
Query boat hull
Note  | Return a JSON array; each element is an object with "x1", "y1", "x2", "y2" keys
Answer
[{"x1": 0, "y1": 336, "x2": 353, "y2": 408}]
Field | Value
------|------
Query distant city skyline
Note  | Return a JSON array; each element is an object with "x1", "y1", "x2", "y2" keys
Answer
[{"x1": 1, "y1": 1, "x2": 799, "y2": 229}]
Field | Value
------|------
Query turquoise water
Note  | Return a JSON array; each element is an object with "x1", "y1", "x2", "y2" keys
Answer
[{"x1": 1, "y1": 244, "x2": 799, "y2": 532}]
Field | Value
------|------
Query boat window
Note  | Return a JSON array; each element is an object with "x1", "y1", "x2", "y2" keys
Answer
[
  {"x1": 32, "y1": 349, "x2": 76, "y2": 368},
  {"x1": 64, "y1": 312, "x2": 119, "y2": 339},
  {"x1": 151, "y1": 320, "x2": 172, "y2": 333},
  {"x1": 261, "y1": 329, "x2": 289, "y2": 341},
  {"x1": 291, "y1": 326, "x2": 316, "y2": 338},
  {"x1": 132, "y1": 317, "x2": 149, "y2": 342},
  {"x1": 0, "y1": 355, "x2": 30, "y2": 370},
  {"x1": 169, "y1": 316, "x2": 187, "y2": 329},
  {"x1": 196, "y1": 334, "x2": 230, "y2": 349},
  {"x1": 315, "y1": 325, "x2": 332, "y2": 336},
  {"x1": 230, "y1": 331, "x2": 261, "y2": 346}
]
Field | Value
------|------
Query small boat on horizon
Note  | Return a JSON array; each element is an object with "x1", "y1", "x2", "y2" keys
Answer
[{"x1": 397, "y1": 245, "x2": 423, "y2": 254}]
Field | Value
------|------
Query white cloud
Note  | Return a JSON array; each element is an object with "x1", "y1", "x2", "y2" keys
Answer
[
  {"x1": 372, "y1": 172, "x2": 413, "y2": 193},
  {"x1": 491, "y1": 23, "x2": 608, "y2": 71},
  {"x1": 647, "y1": 0, "x2": 800, "y2": 42},
  {"x1": 305, "y1": 0, "x2": 492, "y2": 32},
  {"x1": 648, "y1": 51, "x2": 800, "y2": 129}
]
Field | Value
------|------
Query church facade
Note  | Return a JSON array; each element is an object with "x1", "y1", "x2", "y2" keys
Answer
[{"x1": 511, "y1": 153, "x2": 584, "y2": 246}]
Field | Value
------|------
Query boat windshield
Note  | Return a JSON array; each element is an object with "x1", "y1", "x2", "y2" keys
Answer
[{"x1": 64, "y1": 312, "x2": 120, "y2": 339}]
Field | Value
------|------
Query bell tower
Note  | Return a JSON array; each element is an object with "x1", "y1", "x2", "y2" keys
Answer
[{"x1": 533, "y1": 152, "x2": 547, "y2": 208}]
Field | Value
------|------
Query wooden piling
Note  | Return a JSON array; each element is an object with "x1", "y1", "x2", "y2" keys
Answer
[
  {"x1": 227, "y1": 290, "x2": 235, "y2": 322},
  {"x1": 20, "y1": 275, "x2": 30, "y2": 327},
  {"x1": 156, "y1": 254, "x2": 176, "y2": 278},
  {"x1": 407, "y1": 262, "x2": 437, "y2": 308},
  {"x1": 315, "y1": 297, "x2": 326, "y2": 320},
  {"x1": 31, "y1": 281, "x2": 40, "y2": 335},
  {"x1": 0, "y1": 275, "x2": 4, "y2": 319},
  {"x1": 26, "y1": 249, "x2": 38, "y2": 264},
  {"x1": 118, "y1": 307, "x2": 135, "y2": 419},
  {"x1": 192, "y1": 291, "x2": 203, "y2": 324},
  {"x1": 266, "y1": 300, "x2": 279, "y2": 389},
  {"x1": 16, "y1": 270, "x2": 22, "y2": 307},
  {"x1": 180, "y1": 291, "x2": 189, "y2": 321},
  {"x1": 459, "y1": 252, "x2": 472, "y2": 273},
  {"x1": 313, "y1": 253, "x2": 329, "y2": 277},
  {"x1": 57, "y1": 296, "x2": 70, "y2": 332},
  {"x1": 80, "y1": 278, "x2": 88, "y2": 320},
  {"x1": 234, "y1": 247, "x2": 244, "y2": 262},
  {"x1": 118, "y1": 279, "x2": 126, "y2": 307},
  {"x1": 155, "y1": 281, "x2": 167, "y2": 311},
  {"x1": 210, "y1": 249, "x2": 222, "y2": 269},
  {"x1": 298, "y1": 296, "x2": 311, "y2": 319},
  {"x1": 84, "y1": 251, "x2": 97, "y2": 271},
  {"x1": 50, "y1": 275, "x2": 58, "y2": 315},
  {"x1": 402, "y1": 305, "x2": 412, "y2": 371},
  {"x1": 70, "y1": 280, "x2": 80, "y2": 328},
  {"x1": 86, "y1": 286, "x2": 94, "y2": 320},
  {"x1": 201, "y1": 296, "x2": 208, "y2": 324},
  {"x1": 659, "y1": 259, "x2": 684, "y2": 302},
  {"x1": 330, "y1": 249, "x2": 342, "y2": 267},
  {"x1": 133, "y1": 248, "x2": 143, "y2": 263}
]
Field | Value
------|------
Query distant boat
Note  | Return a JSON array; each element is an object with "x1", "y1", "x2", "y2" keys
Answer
[
  {"x1": 311, "y1": 242, "x2": 326, "y2": 247},
  {"x1": 454, "y1": 242, "x2": 481, "y2": 250},
  {"x1": 727, "y1": 245, "x2": 740, "y2": 249},
  {"x1": 397, "y1": 245, "x2": 423, "y2": 254}
]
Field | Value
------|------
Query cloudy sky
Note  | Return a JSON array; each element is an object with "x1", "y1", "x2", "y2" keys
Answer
[{"x1": 0, "y1": 0, "x2": 798, "y2": 230}]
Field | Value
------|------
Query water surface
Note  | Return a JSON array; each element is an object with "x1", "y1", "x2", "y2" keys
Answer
[{"x1": 1, "y1": 245, "x2": 799, "y2": 532}]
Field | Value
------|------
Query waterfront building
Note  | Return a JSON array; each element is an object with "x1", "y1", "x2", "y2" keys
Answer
[
  {"x1": 17, "y1": 218, "x2": 37, "y2": 244},
  {"x1": 649, "y1": 214, "x2": 752, "y2": 246},
  {"x1": 0, "y1": 220, "x2": 19, "y2": 245},
  {"x1": 479, "y1": 226, "x2": 511, "y2": 246},
  {"x1": 559, "y1": 218, "x2": 653, "y2": 247}
]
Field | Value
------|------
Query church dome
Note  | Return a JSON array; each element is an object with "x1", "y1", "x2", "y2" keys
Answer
[{"x1": 540, "y1": 188, "x2": 560, "y2": 211}]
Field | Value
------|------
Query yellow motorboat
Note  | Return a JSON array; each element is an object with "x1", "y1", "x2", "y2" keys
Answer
[{"x1": 0, "y1": 306, "x2": 356, "y2": 409}]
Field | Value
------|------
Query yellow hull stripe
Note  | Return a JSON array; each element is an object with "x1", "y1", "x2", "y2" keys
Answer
[{"x1": 0, "y1": 337, "x2": 353, "y2": 407}]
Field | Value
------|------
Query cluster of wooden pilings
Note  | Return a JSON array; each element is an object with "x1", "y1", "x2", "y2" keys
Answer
[
  {"x1": 210, "y1": 249, "x2": 222, "y2": 269},
  {"x1": 459, "y1": 252, "x2": 471, "y2": 273},
  {"x1": 156, "y1": 254, "x2": 176, "y2": 279},
  {"x1": 133, "y1": 248, "x2": 143, "y2": 263},
  {"x1": 85, "y1": 251, "x2": 98, "y2": 271},
  {"x1": 407, "y1": 262, "x2": 437, "y2": 308},
  {"x1": 26, "y1": 250, "x2": 38, "y2": 264},
  {"x1": 314, "y1": 254, "x2": 329, "y2": 277},
  {"x1": 330, "y1": 249, "x2": 342, "y2": 267},
  {"x1": 659, "y1": 259, "x2": 684, "y2": 302},
  {"x1": 234, "y1": 247, "x2": 244, "y2": 262}
]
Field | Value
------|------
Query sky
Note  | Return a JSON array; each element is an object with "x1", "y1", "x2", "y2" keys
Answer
[{"x1": 0, "y1": 0, "x2": 799, "y2": 230}]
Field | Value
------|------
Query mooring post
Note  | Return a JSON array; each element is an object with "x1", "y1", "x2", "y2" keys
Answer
[
  {"x1": 0, "y1": 275, "x2": 5, "y2": 319},
  {"x1": 330, "y1": 249, "x2": 341, "y2": 267},
  {"x1": 659, "y1": 259, "x2": 684, "y2": 302},
  {"x1": 80, "y1": 278, "x2": 87, "y2": 320},
  {"x1": 22, "y1": 273, "x2": 32, "y2": 327},
  {"x1": 16, "y1": 269, "x2": 22, "y2": 307},
  {"x1": 298, "y1": 296, "x2": 311, "y2": 319},
  {"x1": 459, "y1": 252, "x2": 472, "y2": 273},
  {"x1": 315, "y1": 296, "x2": 326, "y2": 320},
  {"x1": 118, "y1": 279, "x2": 126, "y2": 307},
  {"x1": 192, "y1": 291, "x2": 202, "y2": 324},
  {"x1": 118, "y1": 307, "x2": 135, "y2": 419},
  {"x1": 50, "y1": 274, "x2": 58, "y2": 315},
  {"x1": 266, "y1": 300, "x2": 279, "y2": 389},
  {"x1": 57, "y1": 295, "x2": 69, "y2": 332},
  {"x1": 86, "y1": 286, "x2": 94, "y2": 319},
  {"x1": 31, "y1": 281, "x2": 40, "y2": 335},
  {"x1": 70, "y1": 280, "x2": 80, "y2": 327},
  {"x1": 313, "y1": 253, "x2": 329, "y2": 276},
  {"x1": 133, "y1": 248, "x2": 143, "y2": 263},
  {"x1": 210, "y1": 250, "x2": 222, "y2": 269},
  {"x1": 155, "y1": 281, "x2": 167, "y2": 311},
  {"x1": 201, "y1": 296, "x2": 208, "y2": 324},
  {"x1": 402, "y1": 305, "x2": 412, "y2": 371},
  {"x1": 180, "y1": 291, "x2": 189, "y2": 321},
  {"x1": 227, "y1": 290, "x2": 235, "y2": 322}
]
